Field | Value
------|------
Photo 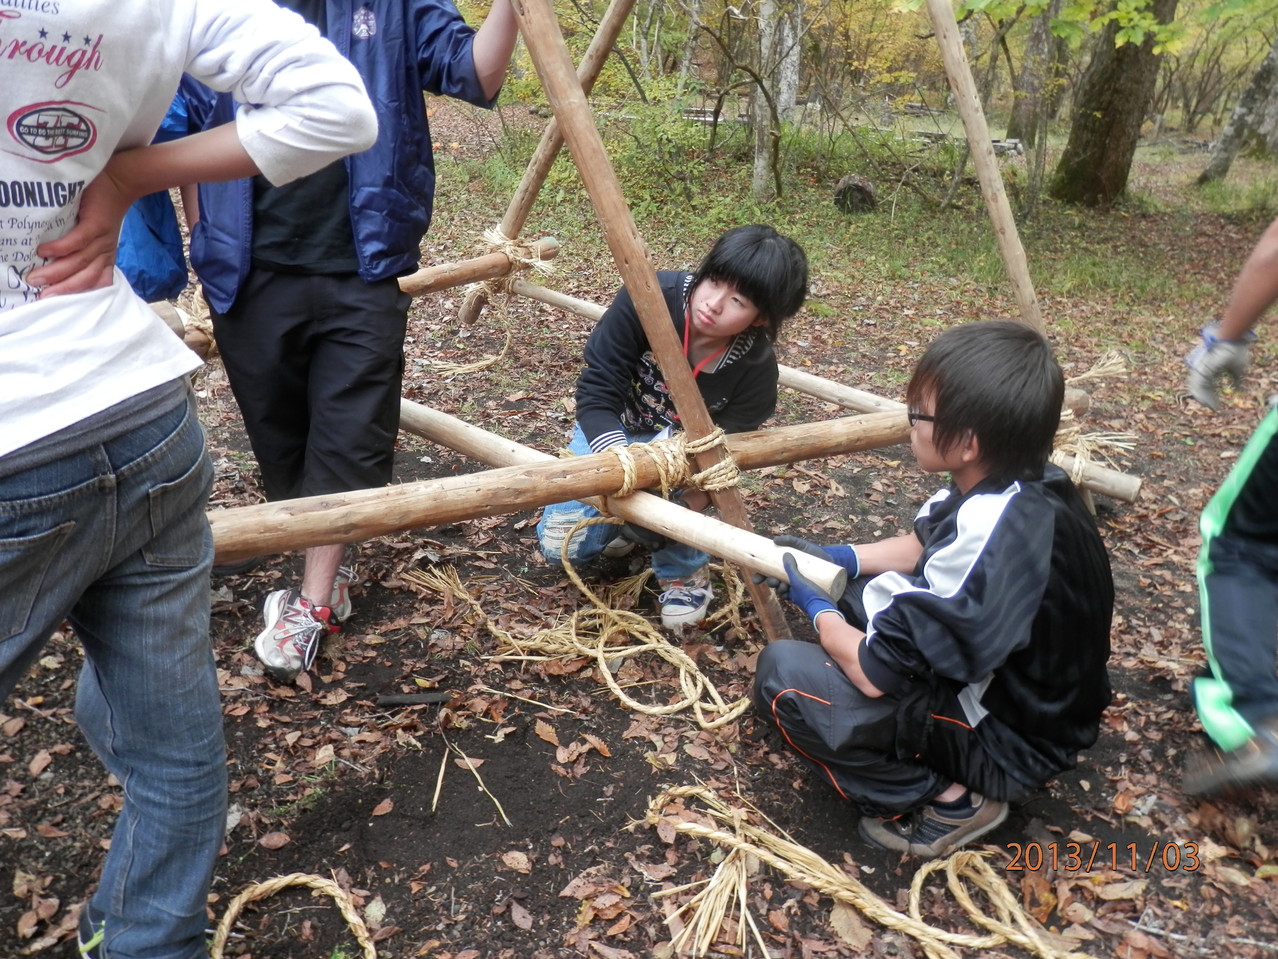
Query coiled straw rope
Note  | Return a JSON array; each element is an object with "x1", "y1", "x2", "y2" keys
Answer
[
  {"x1": 646, "y1": 785, "x2": 1096, "y2": 959},
  {"x1": 210, "y1": 872, "x2": 376, "y2": 959}
]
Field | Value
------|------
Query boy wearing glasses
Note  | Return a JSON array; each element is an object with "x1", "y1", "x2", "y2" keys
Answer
[{"x1": 752, "y1": 321, "x2": 1114, "y2": 856}]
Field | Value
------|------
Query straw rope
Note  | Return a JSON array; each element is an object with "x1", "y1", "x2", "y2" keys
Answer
[
  {"x1": 421, "y1": 227, "x2": 553, "y2": 375},
  {"x1": 209, "y1": 872, "x2": 376, "y2": 959},
  {"x1": 646, "y1": 785, "x2": 1096, "y2": 959},
  {"x1": 1049, "y1": 351, "x2": 1136, "y2": 484}
]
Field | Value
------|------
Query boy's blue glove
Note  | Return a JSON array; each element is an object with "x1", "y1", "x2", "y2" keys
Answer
[
  {"x1": 781, "y1": 553, "x2": 845, "y2": 628},
  {"x1": 774, "y1": 534, "x2": 859, "y2": 577}
]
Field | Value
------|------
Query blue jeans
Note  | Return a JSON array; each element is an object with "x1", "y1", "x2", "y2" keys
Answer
[
  {"x1": 0, "y1": 391, "x2": 225, "y2": 959},
  {"x1": 535, "y1": 424, "x2": 709, "y2": 582}
]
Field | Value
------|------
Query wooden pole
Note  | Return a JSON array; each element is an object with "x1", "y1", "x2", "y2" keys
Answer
[
  {"x1": 500, "y1": 0, "x2": 634, "y2": 240},
  {"x1": 398, "y1": 237, "x2": 560, "y2": 297},
  {"x1": 924, "y1": 0, "x2": 1042, "y2": 331},
  {"x1": 508, "y1": 0, "x2": 791, "y2": 638},
  {"x1": 510, "y1": 278, "x2": 1142, "y2": 502},
  {"x1": 210, "y1": 402, "x2": 913, "y2": 592},
  {"x1": 455, "y1": 0, "x2": 634, "y2": 325}
]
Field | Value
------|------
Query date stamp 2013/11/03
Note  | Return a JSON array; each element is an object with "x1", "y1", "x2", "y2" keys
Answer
[{"x1": 1005, "y1": 841, "x2": 1201, "y2": 873}]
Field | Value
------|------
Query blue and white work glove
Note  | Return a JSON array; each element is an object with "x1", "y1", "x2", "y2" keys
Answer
[
  {"x1": 780, "y1": 553, "x2": 845, "y2": 628},
  {"x1": 1186, "y1": 322, "x2": 1255, "y2": 411},
  {"x1": 751, "y1": 535, "x2": 859, "y2": 599}
]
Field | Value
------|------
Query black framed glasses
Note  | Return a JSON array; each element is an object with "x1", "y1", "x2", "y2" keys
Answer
[{"x1": 907, "y1": 410, "x2": 935, "y2": 427}]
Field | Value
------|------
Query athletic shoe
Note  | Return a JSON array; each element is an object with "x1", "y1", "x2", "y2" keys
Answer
[
  {"x1": 253, "y1": 589, "x2": 338, "y2": 683},
  {"x1": 658, "y1": 571, "x2": 713, "y2": 630},
  {"x1": 601, "y1": 535, "x2": 636, "y2": 558},
  {"x1": 1183, "y1": 717, "x2": 1278, "y2": 796},
  {"x1": 77, "y1": 904, "x2": 103, "y2": 959},
  {"x1": 329, "y1": 566, "x2": 356, "y2": 622},
  {"x1": 859, "y1": 793, "x2": 1008, "y2": 857}
]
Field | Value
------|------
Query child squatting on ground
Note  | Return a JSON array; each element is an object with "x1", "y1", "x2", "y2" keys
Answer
[
  {"x1": 752, "y1": 320, "x2": 1115, "y2": 857},
  {"x1": 536, "y1": 225, "x2": 808, "y2": 630}
]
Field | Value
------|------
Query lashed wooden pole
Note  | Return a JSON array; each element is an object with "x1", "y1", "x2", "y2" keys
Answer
[
  {"x1": 210, "y1": 402, "x2": 912, "y2": 592},
  {"x1": 925, "y1": 0, "x2": 1042, "y2": 330},
  {"x1": 510, "y1": 278, "x2": 1142, "y2": 502},
  {"x1": 508, "y1": 0, "x2": 791, "y2": 638},
  {"x1": 399, "y1": 237, "x2": 559, "y2": 296}
]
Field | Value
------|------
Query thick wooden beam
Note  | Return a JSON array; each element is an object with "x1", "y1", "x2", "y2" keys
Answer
[
  {"x1": 925, "y1": 0, "x2": 1042, "y2": 330},
  {"x1": 510, "y1": 279, "x2": 1141, "y2": 502},
  {"x1": 499, "y1": 0, "x2": 634, "y2": 241},
  {"x1": 209, "y1": 402, "x2": 908, "y2": 592}
]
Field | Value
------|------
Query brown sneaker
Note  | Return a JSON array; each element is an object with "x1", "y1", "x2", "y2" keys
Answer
[
  {"x1": 1183, "y1": 717, "x2": 1278, "y2": 796},
  {"x1": 859, "y1": 793, "x2": 1008, "y2": 857}
]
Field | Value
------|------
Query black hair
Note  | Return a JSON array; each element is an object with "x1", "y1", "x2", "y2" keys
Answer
[
  {"x1": 905, "y1": 320, "x2": 1063, "y2": 486},
  {"x1": 689, "y1": 224, "x2": 808, "y2": 343}
]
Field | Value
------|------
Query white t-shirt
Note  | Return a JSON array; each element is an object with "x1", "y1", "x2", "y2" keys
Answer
[{"x1": 0, "y1": 0, "x2": 377, "y2": 458}]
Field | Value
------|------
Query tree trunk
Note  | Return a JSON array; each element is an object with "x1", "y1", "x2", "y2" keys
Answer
[
  {"x1": 1198, "y1": 34, "x2": 1278, "y2": 185},
  {"x1": 1006, "y1": 0, "x2": 1067, "y2": 148},
  {"x1": 750, "y1": 0, "x2": 778, "y2": 201},
  {"x1": 1049, "y1": 0, "x2": 1179, "y2": 207},
  {"x1": 775, "y1": 1, "x2": 801, "y2": 122}
]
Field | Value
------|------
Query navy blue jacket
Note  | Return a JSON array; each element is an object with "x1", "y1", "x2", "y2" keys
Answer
[{"x1": 183, "y1": 0, "x2": 496, "y2": 312}]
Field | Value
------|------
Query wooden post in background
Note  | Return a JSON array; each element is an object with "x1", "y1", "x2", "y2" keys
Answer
[{"x1": 925, "y1": 0, "x2": 1043, "y2": 331}]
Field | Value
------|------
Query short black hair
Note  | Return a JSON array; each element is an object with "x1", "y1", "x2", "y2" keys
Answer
[
  {"x1": 690, "y1": 224, "x2": 808, "y2": 343},
  {"x1": 905, "y1": 320, "x2": 1063, "y2": 486}
]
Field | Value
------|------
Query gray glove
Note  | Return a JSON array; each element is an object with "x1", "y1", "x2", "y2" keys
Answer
[{"x1": 1186, "y1": 322, "x2": 1254, "y2": 411}]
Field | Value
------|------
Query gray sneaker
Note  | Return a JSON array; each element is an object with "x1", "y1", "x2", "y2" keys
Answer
[
  {"x1": 1183, "y1": 717, "x2": 1278, "y2": 796},
  {"x1": 329, "y1": 566, "x2": 356, "y2": 622},
  {"x1": 859, "y1": 793, "x2": 1008, "y2": 857}
]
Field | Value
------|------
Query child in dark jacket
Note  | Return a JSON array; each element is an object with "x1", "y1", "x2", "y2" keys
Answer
[
  {"x1": 754, "y1": 320, "x2": 1114, "y2": 856},
  {"x1": 537, "y1": 225, "x2": 808, "y2": 630}
]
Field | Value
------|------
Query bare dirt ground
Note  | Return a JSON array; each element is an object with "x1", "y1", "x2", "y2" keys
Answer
[{"x1": 2, "y1": 102, "x2": 1277, "y2": 959}]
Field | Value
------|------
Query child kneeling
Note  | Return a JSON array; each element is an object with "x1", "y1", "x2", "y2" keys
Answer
[{"x1": 537, "y1": 225, "x2": 808, "y2": 630}]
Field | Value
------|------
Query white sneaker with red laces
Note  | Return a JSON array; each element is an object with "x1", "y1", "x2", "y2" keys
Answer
[{"x1": 254, "y1": 589, "x2": 338, "y2": 683}]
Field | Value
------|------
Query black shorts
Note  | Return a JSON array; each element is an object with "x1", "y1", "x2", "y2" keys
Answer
[{"x1": 211, "y1": 269, "x2": 410, "y2": 501}]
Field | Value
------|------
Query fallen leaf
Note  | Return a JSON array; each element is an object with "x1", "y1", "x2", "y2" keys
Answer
[
  {"x1": 535, "y1": 719, "x2": 559, "y2": 746},
  {"x1": 28, "y1": 749, "x2": 51, "y2": 778},
  {"x1": 372, "y1": 798, "x2": 394, "y2": 816},
  {"x1": 510, "y1": 900, "x2": 533, "y2": 930},
  {"x1": 502, "y1": 850, "x2": 532, "y2": 874},
  {"x1": 830, "y1": 901, "x2": 871, "y2": 950},
  {"x1": 259, "y1": 831, "x2": 291, "y2": 849}
]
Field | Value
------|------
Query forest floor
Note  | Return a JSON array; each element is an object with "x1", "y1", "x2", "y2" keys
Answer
[{"x1": 3, "y1": 100, "x2": 1278, "y2": 959}]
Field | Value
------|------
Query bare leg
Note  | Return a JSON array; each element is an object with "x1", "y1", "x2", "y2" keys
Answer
[{"x1": 301, "y1": 543, "x2": 345, "y2": 607}]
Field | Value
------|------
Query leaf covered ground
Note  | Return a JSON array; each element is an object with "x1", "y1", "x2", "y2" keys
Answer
[{"x1": 3, "y1": 102, "x2": 1278, "y2": 959}]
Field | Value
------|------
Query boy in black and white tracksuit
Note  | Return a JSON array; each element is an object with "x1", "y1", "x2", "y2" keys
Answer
[{"x1": 753, "y1": 321, "x2": 1114, "y2": 857}]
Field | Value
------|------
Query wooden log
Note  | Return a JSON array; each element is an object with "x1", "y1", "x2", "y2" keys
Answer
[
  {"x1": 510, "y1": 0, "x2": 790, "y2": 638},
  {"x1": 398, "y1": 237, "x2": 560, "y2": 297},
  {"x1": 499, "y1": 0, "x2": 634, "y2": 242},
  {"x1": 510, "y1": 280, "x2": 1140, "y2": 501},
  {"x1": 925, "y1": 0, "x2": 1043, "y2": 331},
  {"x1": 209, "y1": 403, "x2": 914, "y2": 589}
]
